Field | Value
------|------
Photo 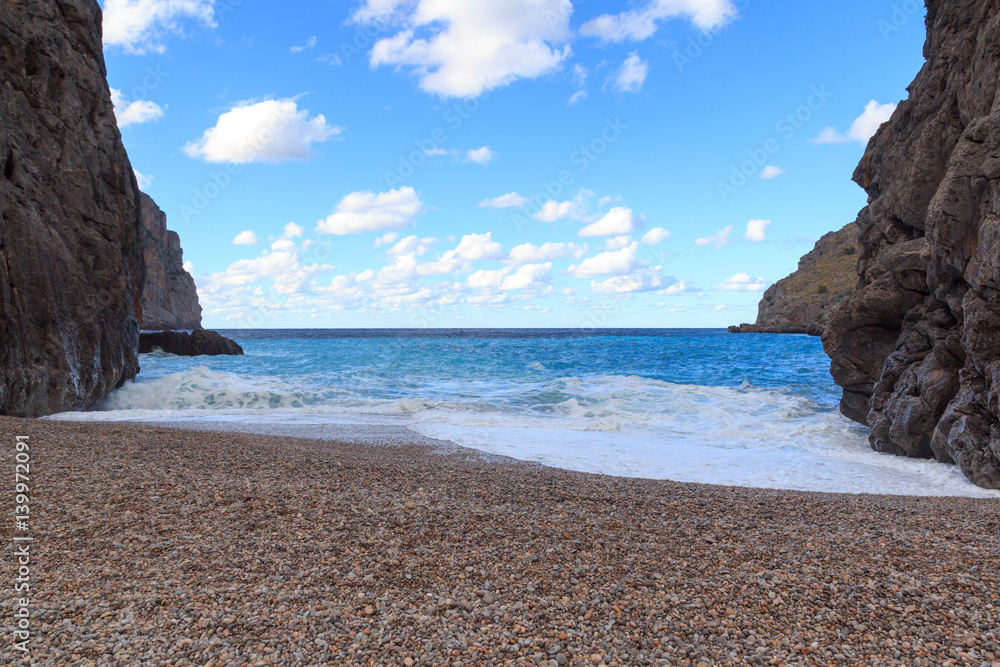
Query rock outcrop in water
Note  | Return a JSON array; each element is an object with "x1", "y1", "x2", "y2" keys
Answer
[
  {"x1": 0, "y1": 0, "x2": 144, "y2": 417},
  {"x1": 140, "y1": 331, "x2": 244, "y2": 357},
  {"x1": 823, "y1": 0, "x2": 1000, "y2": 489},
  {"x1": 139, "y1": 193, "x2": 202, "y2": 331},
  {"x1": 730, "y1": 223, "x2": 860, "y2": 336}
]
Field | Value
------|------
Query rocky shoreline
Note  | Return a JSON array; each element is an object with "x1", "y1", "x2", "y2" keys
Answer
[{"x1": 3, "y1": 417, "x2": 998, "y2": 666}]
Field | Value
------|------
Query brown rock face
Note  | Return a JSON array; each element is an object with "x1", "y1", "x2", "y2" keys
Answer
[
  {"x1": 823, "y1": 0, "x2": 1000, "y2": 489},
  {"x1": 139, "y1": 193, "x2": 202, "y2": 331},
  {"x1": 730, "y1": 223, "x2": 860, "y2": 336},
  {"x1": 0, "y1": 0, "x2": 144, "y2": 417},
  {"x1": 139, "y1": 331, "x2": 243, "y2": 357}
]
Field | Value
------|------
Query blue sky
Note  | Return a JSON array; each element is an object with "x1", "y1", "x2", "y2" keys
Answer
[{"x1": 101, "y1": 0, "x2": 928, "y2": 329}]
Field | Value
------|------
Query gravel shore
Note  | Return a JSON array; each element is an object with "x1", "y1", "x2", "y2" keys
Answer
[{"x1": 1, "y1": 416, "x2": 998, "y2": 666}]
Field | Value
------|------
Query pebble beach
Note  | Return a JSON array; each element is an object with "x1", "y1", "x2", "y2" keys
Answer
[{"x1": 2, "y1": 416, "x2": 999, "y2": 667}]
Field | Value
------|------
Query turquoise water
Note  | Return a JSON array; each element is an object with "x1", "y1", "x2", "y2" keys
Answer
[{"x1": 50, "y1": 329, "x2": 999, "y2": 498}]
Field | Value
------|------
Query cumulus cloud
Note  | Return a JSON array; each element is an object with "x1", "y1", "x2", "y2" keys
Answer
[
  {"x1": 373, "y1": 231, "x2": 401, "y2": 248},
  {"x1": 641, "y1": 227, "x2": 671, "y2": 245},
  {"x1": 581, "y1": 0, "x2": 738, "y2": 42},
  {"x1": 743, "y1": 219, "x2": 770, "y2": 243},
  {"x1": 204, "y1": 239, "x2": 336, "y2": 295},
  {"x1": 183, "y1": 260, "x2": 195, "y2": 274},
  {"x1": 280, "y1": 223, "x2": 305, "y2": 240},
  {"x1": 467, "y1": 263, "x2": 553, "y2": 291},
  {"x1": 465, "y1": 146, "x2": 497, "y2": 165},
  {"x1": 567, "y1": 242, "x2": 640, "y2": 278},
  {"x1": 479, "y1": 192, "x2": 528, "y2": 209},
  {"x1": 183, "y1": 98, "x2": 342, "y2": 164},
  {"x1": 110, "y1": 88, "x2": 164, "y2": 127},
  {"x1": 421, "y1": 232, "x2": 504, "y2": 275},
  {"x1": 316, "y1": 186, "x2": 423, "y2": 235},
  {"x1": 813, "y1": 100, "x2": 897, "y2": 145},
  {"x1": 533, "y1": 191, "x2": 592, "y2": 222},
  {"x1": 613, "y1": 52, "x2": 649, "y2": 94},
  {"x1": 716, "y1": 273, "x2": 769, "y2": 291},
  {"x1": 232, "y1": 231, "x2": 260, "y2": 245},
  {"x1": 578, "y1": 207, "x2": 640, "y2": 237},
  {"x1": 507, "y1": 242, "x2": 586, "y2": 264},
  {"x1": 695, "y1": 225, "x2": 732, "y2": 250},
  {"x1": 356, "y1": 0, "x2": 573, "y2": 98},
  {"x1": 591, "y1": 267, "x2": 672, "y2": 295},
  {"x1": 102, "y1": 0, "x2": 216, "y2": 54},
  {"x1": 760, "y1": 165, "x2": 784, "y2": 179}
]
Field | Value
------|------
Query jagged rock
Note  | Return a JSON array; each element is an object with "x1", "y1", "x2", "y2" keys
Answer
[
  {"x1": 139, "y1": 193, "x2": 202, "y2": 331},
  {"x1": 729, "y1": 223, "x2": 859, "y2": 336},
  {"x1": 140, "y1": 331, "x2": 244, "y2": 357},
  {"x1": 0, "y1": 0, "x2": 144, "y2": 417},
  {"x1": 823, "y1": 0, "x2": 1000, "y2": 489}
]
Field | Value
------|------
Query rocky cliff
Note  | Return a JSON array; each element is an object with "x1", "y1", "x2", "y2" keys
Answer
[
  {"x1": 823, "y1": 0, "x2": 1000, "y2": 488},
  {"x1": 139, "y1": 193, "x2": 202, "y2": 331},
  {"x1": 0, "y1": 0, "x2": 144, "y2": 417},
  {"x1": 730, "y1": 223, "x2": 860, "y2": 336}
]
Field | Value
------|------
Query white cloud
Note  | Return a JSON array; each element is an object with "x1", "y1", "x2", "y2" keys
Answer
[
  {"x1": 102, "y1": 0, "x2": 216, "y2": 54},
  {"x1": 813, "y1": 100, "x2": 897, "y2": 145},
  {"x1": 373, "y1": 231, "x2": 401, "y2": 248},
  {"x1": 183, "y1": 260, "x2": 195, "y2": 274},
  {"x1": 591, "y1": 267, "x2": 670, "y2": 295},
  {"x1": 291, "y1": 36, "x2": 318, "y2": 53},
  {"x1": 578, "y1": 207, "x2": 640, "y2": 237},
  {"x1": 421, "y1": 232, "x2": 504, "y2": 275},
  {"x1": 508, "y1": 242, "x2": 586, "y2": 264},
  {"x1": 281, "y1": 223, "x2": 305, "y2": 240},
  {"x1": 641, "y1": 227, "x2": 671, "y2": 245},
  {"x1": 760, "y1": 165, "x2": 784, "y2": 179},
  {"x1": 743, "y1": 219, "x2": 770, "y2": 243},
  {"x1": 134, "y1": 169, "x2": 153, "y2": 190},
  {"x1": 316, "y1": 186, "x2": 423, "y2": 235},
  {"x1": 183, "y1": 98, "x2": 342, "y2": 164},
  {"x1": 567, "y1": 242, "x2": 640, "y2": 278},
  {"x1": 233, "y1": 231, "x2": 260, "y2": 246},
  {"x1": 359, "y1": 0, "x2": 573, "y2": 98},
  {"x1": 468, "y1": 263, "x2": 553, "y2": 291},
  {"x1": 387, "y1": 235, "x2": 435, "y2": 257},
  {"x1": 465, "y1": 146, "x2": 497, "y2": 165},
  {"x1": 614, "y1": 52, "x2": 649, "y2": 94},
  {"x1": 695, "y1": 225, "x2": 732, "y2": 250},
  {"x1": 501, "y1": 263, "x2": 552, "y2": 290},
  {"x1": 533, "y1": 191, "x2": 592, "y2": 222},
  {"x1": 479, "y1": 192, "x2": 528, "y2": 209},
  {"x1": 581, "y1": 0, "x2": 738, "y2": 42},
  {"x1": 716, "y1": 273, "x2": 769, "y2": 292},
  {"x1": 203, "y1": 239, "x2": 335, "y2": 295},
  {"x1": 568, "y1": 90, "x2": 588, "y2": 105},
  {"x1": 110, "y1": 88, "x2": 164, "y2": 127},
  {"x1": 604, "y1": 235, "x2": 633, "y2": 250}
]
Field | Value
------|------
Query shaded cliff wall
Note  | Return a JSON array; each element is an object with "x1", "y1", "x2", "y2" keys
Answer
[
  {"x1": 0, "y1": 0, "x2": 144, "y2": 417},
  {"x1": 730, "y1": 223, "x2": 859, "y2": 335},
  {"x1": 139, "y1": 193, "x2": 202, "y2": 331},
  {"x1": 823, "y1": 0, "x2": 1000, "y2": 488}
]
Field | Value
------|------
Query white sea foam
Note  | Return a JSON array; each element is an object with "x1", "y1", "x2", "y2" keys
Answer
[{"x1": 48, "y1": 367, "x2": 1000, "y2": 498}]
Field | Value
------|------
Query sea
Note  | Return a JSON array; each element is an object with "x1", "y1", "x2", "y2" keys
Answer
[{"x1": 49, "y1": 328, "x2": 999, "y2": 498}]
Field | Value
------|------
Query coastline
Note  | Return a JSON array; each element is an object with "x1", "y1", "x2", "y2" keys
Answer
[{"x1": 2, "y1": 416, "x2": 999, "y2": 666}]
